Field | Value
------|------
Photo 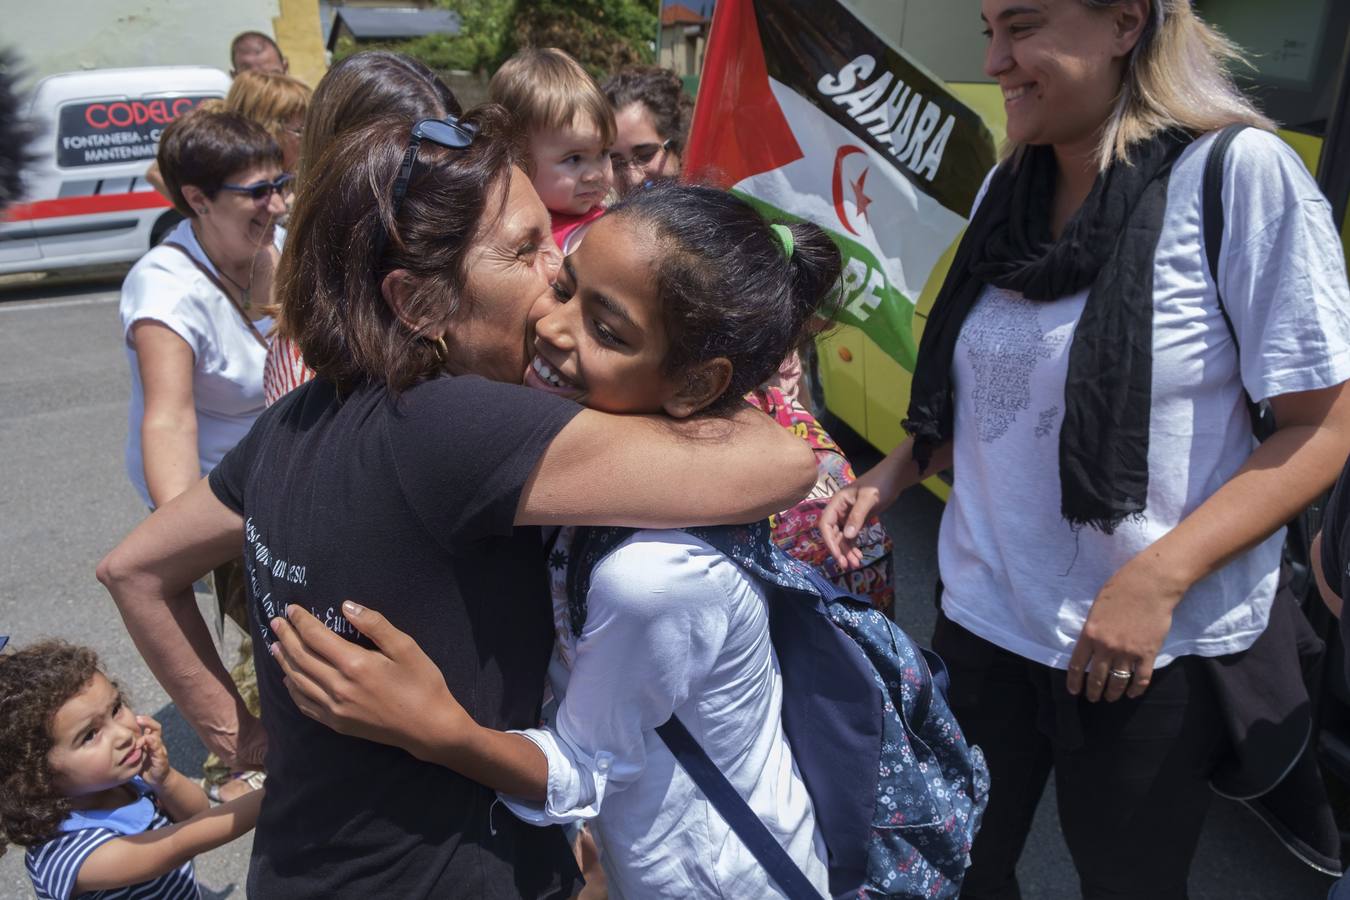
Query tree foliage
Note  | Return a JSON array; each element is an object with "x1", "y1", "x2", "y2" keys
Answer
[
  {"x1": 510, "y1": 0, "x2": 658, "y2": 75},
  {"x1": 332, "y1": 0, "x2": 657, "y2": 80}
]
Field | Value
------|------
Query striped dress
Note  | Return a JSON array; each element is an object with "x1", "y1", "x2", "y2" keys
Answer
[
  {"x1": 25, "y1": 778, "x2": 198, "y2": 900},
  {"x1": 262, "y1": 333, "x2": 314, "y2": 407}
]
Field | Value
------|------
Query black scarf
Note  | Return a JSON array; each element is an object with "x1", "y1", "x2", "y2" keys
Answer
[{"x1": 904, "y1": 130, "x2": 1192, "y2": 533}]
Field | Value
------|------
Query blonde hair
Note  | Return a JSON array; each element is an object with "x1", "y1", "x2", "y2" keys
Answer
[
  {"x1": 225, "y1": 70, "x2": 312, "y2": 148},
  {"x1": 1081, "y1": 0, "x2": 1274, "y2": 168},
  {"x1": 489, "y1": 48, "x2": 617, "y2": 151}
]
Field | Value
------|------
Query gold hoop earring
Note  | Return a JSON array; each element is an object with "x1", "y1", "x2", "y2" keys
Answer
[{"x1": 431, "y1": 335, "x2": 448, "y2": 363}]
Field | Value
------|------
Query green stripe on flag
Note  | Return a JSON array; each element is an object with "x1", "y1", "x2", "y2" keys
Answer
[{"x1": 734, "y1": 191, "x2": 919, "y2": 372}]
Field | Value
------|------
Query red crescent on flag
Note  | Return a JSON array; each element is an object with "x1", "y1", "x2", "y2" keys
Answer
[{"x1": 832, "y1": 145, "x2": 866, "y2": 236}]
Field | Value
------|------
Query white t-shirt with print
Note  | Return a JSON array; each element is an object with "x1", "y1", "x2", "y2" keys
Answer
[
  {"x1": 120, "y1": 219, "x2": 275, "y2": 507},
  {"x1": 939, "y1": 128, "x2": 1350, "y2": 669}
]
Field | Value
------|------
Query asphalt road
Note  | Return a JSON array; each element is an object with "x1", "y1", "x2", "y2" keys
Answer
[{"x1": 0, "y1": 270, "x2": 1338, "y2": 898}]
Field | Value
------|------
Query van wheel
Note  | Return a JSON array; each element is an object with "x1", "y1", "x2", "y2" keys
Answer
[{"x1": 149, "y1": 210, "x2": 184, "y2": 248}]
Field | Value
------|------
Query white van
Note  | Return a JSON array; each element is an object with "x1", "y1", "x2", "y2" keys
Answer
[{"x1": 0, "y1": 66, "x2": 230, "y2": 276}]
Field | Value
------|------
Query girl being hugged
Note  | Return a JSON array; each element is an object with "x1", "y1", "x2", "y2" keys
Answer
[
  {"x1": 0, "y1": 641, "x2": 260, "y2": 900},
  {"x1": 271, "y1": 183, "x2": 840, "y2": 898}
]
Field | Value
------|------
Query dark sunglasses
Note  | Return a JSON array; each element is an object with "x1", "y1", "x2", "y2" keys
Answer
[
  {"x1": 219, "y1": 172, "x2": 295, "y2": 202},
  {"x1": 374, "y1": 116, "x2": 480, "y2": 266}
]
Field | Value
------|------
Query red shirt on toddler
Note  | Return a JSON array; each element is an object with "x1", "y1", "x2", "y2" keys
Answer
[{"x1": 551, "y1": 205, "x2": 606, "y2": 253}]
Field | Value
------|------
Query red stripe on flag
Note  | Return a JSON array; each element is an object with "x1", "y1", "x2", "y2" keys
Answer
[
  {"x1": 4, "y1": 192, "x2": 171, "y2": 223},
  {"x1": 684, "y1": 0, "x2": 804, "y2": 187}
]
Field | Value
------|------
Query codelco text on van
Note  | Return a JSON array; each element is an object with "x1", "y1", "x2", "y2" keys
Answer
[{"x1": 0, "y1": 65, "x2": 230, "y2": 276}]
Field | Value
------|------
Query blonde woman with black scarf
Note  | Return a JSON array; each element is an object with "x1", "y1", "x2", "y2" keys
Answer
[{"x1": 821, "y1": 1, "x2": 1350, "y2": 897}]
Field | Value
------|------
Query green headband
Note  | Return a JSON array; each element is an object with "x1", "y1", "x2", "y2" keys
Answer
[{"x1": 770, "y1": 223, "x2": 794, "y2": 259}]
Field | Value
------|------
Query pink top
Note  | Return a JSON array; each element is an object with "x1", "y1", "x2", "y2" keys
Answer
[{"x1": 550, "y1": 205, "x2": 607, "y2": 253}]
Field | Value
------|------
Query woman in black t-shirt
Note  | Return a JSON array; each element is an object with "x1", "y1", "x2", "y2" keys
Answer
[{"x1": 97, "y1": 107, "x2": 816, "y2": 899}]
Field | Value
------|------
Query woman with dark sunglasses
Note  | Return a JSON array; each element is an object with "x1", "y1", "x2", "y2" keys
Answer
[
  {"x1": 99, "y1": 105, "x2": 816, "y2": 899},
  {"x1": 120, "y1": 107, "x2": 285, "y2": 515}
]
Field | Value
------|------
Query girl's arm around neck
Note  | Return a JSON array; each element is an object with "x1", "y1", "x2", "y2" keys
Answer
[
  {"x1": 72, "y1": 789, "x2": 262, "y2": 893},
  {"x1": 515, "y1": 403, "x2": 817, "y2": 528}
]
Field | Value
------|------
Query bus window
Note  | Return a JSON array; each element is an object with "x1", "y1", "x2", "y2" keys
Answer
[{"x1": 1196, "y1": 0, "x2": 1349, "y2": 140}]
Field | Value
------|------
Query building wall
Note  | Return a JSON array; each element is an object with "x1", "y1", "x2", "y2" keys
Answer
[
  {"x1": 659, "y1": 27, "x2": 707, "y2": 78},
  {"x1": 11, "y1": 0, "x2": 327, "y2": 89}
]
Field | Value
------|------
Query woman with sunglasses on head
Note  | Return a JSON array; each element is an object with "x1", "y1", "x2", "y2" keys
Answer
[
  {"x1": 99, "y1": 106, "x2": 816, "y2": 899},
  {"x1": 822, "y1": 1, "x2": 1350, "y2": 897},
  {"x1": 263, "y1": 49, "x2": 461, "y2": 406},
  {"x1": 602, "y1": 66, "x2": 690, "y2": 196}
]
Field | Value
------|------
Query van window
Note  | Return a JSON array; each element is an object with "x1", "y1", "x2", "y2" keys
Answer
[{"x1": 56, "y1": 95, "x2": 215, "y2": 168}]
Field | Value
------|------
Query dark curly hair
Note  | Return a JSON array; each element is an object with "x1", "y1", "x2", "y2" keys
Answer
[
  {"x1": 0, "y1": 641, "x2": 103, "y2": 855},
  {"x1": 601, "y1": 66, "x2": 693, "y2": 153}
]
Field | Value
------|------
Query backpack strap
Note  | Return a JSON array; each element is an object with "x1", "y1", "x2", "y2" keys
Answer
[
  {"x1": 654, "y1": 715, "x2": 825, "y2": 900},
  {"x1": 1203, "y1": 124, "x2": 1246, "y2": 346},
  {"x1": 161, "y1": 241, "x2": 269, "y2": 350},
  {"x1": 1202, "y1": 124, "x2": 1270, "y2": 439}
]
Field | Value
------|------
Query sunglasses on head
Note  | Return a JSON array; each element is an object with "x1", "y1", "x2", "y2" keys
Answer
[
  {"x1": 374, "y1": 115, "x2": 480, "y2": 267},
  {"x1": 219, "y1": 172, "x2": 295, "y2": 203}
]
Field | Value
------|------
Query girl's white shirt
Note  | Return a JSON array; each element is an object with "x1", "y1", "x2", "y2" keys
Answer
[{"x1": 500, "y1": 529, "x2": 829, "y2": 899}]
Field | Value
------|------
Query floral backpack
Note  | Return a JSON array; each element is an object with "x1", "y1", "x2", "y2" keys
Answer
[{"x1": 565, "y1": 522, "x2": 989, "y2": 899}]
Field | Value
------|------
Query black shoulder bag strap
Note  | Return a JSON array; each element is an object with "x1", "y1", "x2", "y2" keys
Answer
[
  {"x1": 161, "y1": 241, "x2": 270, "y2": 350},
  {"x1": 655, "y1": 716, "x2": 825, "y2": 900},
  {"x1": 1203, "y1": 124, "x2": 1271, "y2": 437}
]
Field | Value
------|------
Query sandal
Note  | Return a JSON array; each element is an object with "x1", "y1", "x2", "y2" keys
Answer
[{"x1": 204, "y1": 769, "x2": 266, "y2": 803}]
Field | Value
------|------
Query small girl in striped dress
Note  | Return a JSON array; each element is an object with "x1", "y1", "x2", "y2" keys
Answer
[{"x1": 0, "y1": 641, "x2": 260, "y2": 899}]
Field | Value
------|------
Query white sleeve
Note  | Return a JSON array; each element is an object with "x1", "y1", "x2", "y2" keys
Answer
[
  {"x1": 969, "y1": 165, "x2": 998, "y2": 218},
  {"x1": 119, "y1": 254, "x2": 210, "y2": 360},
  {"x1": 1216, "y1": 129, "x2": 1350, "y2": 401},
  {"x1": 498, "y1": 531, "x2": 734, "y2": 825}
]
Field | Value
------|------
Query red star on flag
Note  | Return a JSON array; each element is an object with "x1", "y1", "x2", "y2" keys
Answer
[{"x1": 851, "y1": 167, "x2": 873, "y2": 220}]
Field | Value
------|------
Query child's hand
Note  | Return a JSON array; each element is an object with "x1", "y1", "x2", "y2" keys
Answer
[{"x1": 135, "y1": 715, "x2": 171, "y2": 787}]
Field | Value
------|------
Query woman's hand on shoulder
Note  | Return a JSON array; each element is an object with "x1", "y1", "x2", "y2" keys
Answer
[{"x1": 268, "y1": 602, "x2": 476, "y2": 762}]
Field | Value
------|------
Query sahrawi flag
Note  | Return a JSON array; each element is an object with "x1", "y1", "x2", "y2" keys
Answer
[{"x1": 684, "y1": 0, "x2": 996, "y2": 371}]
